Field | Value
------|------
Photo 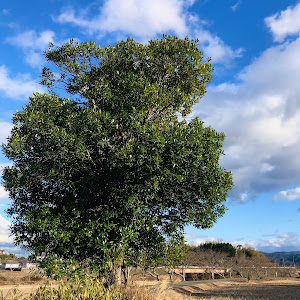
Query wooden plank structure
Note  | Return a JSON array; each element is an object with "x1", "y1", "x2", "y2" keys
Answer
[
  {"x1": 170, "y1": 266, "x2": 300, "y2": 281},
  {"x1": 170, "y1": 267, "x2": 227, "y2": 281}
]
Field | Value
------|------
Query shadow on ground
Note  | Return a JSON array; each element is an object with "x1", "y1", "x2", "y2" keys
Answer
[{"x1": 175, "y1": 284, "x2": 300, "y2": 299}]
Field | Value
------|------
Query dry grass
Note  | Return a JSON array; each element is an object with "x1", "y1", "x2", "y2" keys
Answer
[
  {"x1": 128, "y1": 277, "x2": 300, "y2": 300},
  {"x1": 0, "y1": 271, "x2": 44, "y2": 285},
  {"x1": 0, "y1": 278, "x2": 156, "y2": 300},
  {"x1": 169, "y1": 278, "x2": 300, "y2": 300},
  {"x1": 0, "y1": 274, "x2": 300, "y2": 300}
]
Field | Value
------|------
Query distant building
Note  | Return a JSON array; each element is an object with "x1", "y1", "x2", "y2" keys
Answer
[
  {"x1": 19, "y1": 259, "x2": 35, "y2": 269},
  {"x1": 3, "y1": 260, "x2": 21, "y2": 271},
  {"x1": 0, "y1": 250, "x2": 4, "y2": 255}
]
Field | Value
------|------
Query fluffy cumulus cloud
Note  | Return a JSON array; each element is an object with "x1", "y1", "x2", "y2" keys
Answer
[
  {"x1": 274, "y1": 187, "x2": 300, "y2": 201},
  {"x1": 0, "y1": 66, "x2": 43, "y2": 100},
  {"x1": 243, "y1": 233, "x2": 300, "y2": 252},
  {"x1": 0, "y1": 121, "x2": 12, "y2": 145},
  {"x1": 6, "y1": 30, "x2": 55, "y2": 68},
  {"x1": 186, "y1": 232, "x2": 300, "y2": 252},
  {"x1": 265, "y1": 2, "x2": 300, "y2": 42},
  {"x1": 192, "y1": 34, "x2": 300, "y2": 202},
  {"x1": 0, "y1": 186, "x2": 9, "y2": 200},
  {"x1": 56, "y1": 0, "x2": 190, "y2": 39},
  {"x1": 0, "y1": 213, "x2": 23, "y2": 255},
  {"x1": 195, "y1": 29, "x2": 243, "y2": 65},
  {"x1": 185, "y1": 233, "x2": 224, "y2": 246},
  {"x1": 55, "y1": 0, "x2": 241, "y2": 64},
  {"x1": 0, "y1": 215, "x2": 13, "y2": 243}
]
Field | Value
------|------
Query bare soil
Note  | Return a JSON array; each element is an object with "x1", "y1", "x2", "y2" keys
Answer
[
  {"x1": 0, "y1": 270, "x2": 299, "y2": 300},
  {"x1": 0, "y1": 270, "x2": 46, "y2": 298},
  {"x1": 0, "y1": 270, "x2": 45, "y2": 285},
  {"x1": 157, "y1": 278, "x2": 300, "y2": 300}
]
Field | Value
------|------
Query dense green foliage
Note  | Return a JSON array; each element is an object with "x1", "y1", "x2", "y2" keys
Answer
[
  {"x1": 199, "y1": 242, "x2": 237, "y2": 257},
  {"x1": 2, "y1": 36, "x2": 233, "y2": 279},
  {"x1": 187, "y1": 242, "x2": 267, "y2": 261}
]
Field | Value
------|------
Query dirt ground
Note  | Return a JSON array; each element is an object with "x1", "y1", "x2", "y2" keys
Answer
[
  {"x1": 156, "y1": 278, "x2": 300, "y2": 300},
  {"x1": 0, "y1": 270, "x2": 46, "y2": 298},
  {"x1": 0, "y1": 270, "x2": 44, "y2": 284},
  {"x1": 0, "y1": 284, "x2": 44, "y2": 298},
  {"x1": 0, "y1": 270, "x2": 300, "y2": 300}
]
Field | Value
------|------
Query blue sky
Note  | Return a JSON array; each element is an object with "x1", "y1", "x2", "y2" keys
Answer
[{"x1": 1, "y1": 0, "x2": 300, "y2": 255}]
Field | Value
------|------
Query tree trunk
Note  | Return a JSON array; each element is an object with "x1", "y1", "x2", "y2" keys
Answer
[
  {"x1": 107, "y1": 261, "x2": 122, "y2": 286},
  {"x1": 145, "y1": 269, "x2": 160, "y2": 281},
  {"x1": 122, "y1": 266, "x2": 132, "y2": 286}
]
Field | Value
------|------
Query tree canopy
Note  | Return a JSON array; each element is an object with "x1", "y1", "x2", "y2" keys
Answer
[{"x1": 2, "y1": 36, "x2": 233, "y2": 280}]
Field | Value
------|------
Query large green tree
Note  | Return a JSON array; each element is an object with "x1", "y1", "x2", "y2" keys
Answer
[{"x1": 2, "y1": 36, "x2": 233, "y2": 281}]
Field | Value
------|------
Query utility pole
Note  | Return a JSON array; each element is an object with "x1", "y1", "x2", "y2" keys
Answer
[{"x1": 293, "y1": 255, "x2": 295, "y2": 267}]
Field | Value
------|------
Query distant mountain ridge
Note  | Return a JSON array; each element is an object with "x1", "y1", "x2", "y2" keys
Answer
[{"x1": 262, "y1": 251, "x2": 300, "y2": 266}]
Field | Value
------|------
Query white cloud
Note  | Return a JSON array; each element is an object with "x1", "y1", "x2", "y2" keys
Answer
[
  {"x1": 0, "y1": 65, "x2": 43, "y2": 99},
  {"x1": 185, "y1": 233, "x2": 223, "y2": 246},
  {"x1": 260, "y1": 163, "x2": 274, "y2": 173},
  {"x1": 231, "y1": 1, "x2": 241, "y2": 12},
  {"x1": 193, "y1": 35, "x2": 300, "y2": 201},
  {"x1": 6, "y1": 30, "x2": 55, "y2": 68},
  {"x1": 0, "y1": 186, "x2": 9, "y2": 200},
  {"x1": 240, "y1": 233, "x2": 300, "y2": 252},
  {"x1": 56, "y1": 0, "x2": 189, "y2": 39},
  {"x1": 186, "y1": 232, "x2": 300, "y2": 252},
  {"x1": 0, "y1": 121, "x2": 12, "y2": 145},
  {"x1": 55, "y1": 0, "x2": 242, "y2": 65},
  {"x1": 195, "y1": 29, "x2": 243, "y2": 64},
  {"x1": 265, "y1": 2, "x2": 300, "y2": 42},
  {"x1": 274, "y1": 187, "x2": 300, "y2": 201},
  {"x1": 239, "y1": 192, "x2": 248, "y2": 203},
  {"x1": 0, "y1": 215, "x2": 12, "y2": 243}
]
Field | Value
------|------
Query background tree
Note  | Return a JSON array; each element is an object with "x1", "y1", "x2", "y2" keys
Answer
[
  {"x1": 185, "y1": 243, "x2": 277, "y2": 280},
  {"x1": 2, "y1": 36, "x2": 233, "y2": 283},
  {"x1": 0, "y1": 253, "x2": 18, "y2": 262},
  {"x1": 186, "y1": 243, "x2": 234, "y2": 269},
  {"x1": 264, "y1": 251, "x2": 300, "y2": 266},
  {"x1": 234, "y1": 246, "x2": 275, "y2": 279}
]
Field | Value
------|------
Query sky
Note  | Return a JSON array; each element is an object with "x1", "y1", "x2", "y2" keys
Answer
[{"x1": 0, "y1": 0, "x2": 300, "y2": 255}]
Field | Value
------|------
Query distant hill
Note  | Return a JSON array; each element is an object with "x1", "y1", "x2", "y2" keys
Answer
[{"x1": 262, "y1": 251, "x2": 300, "y2": 266}]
